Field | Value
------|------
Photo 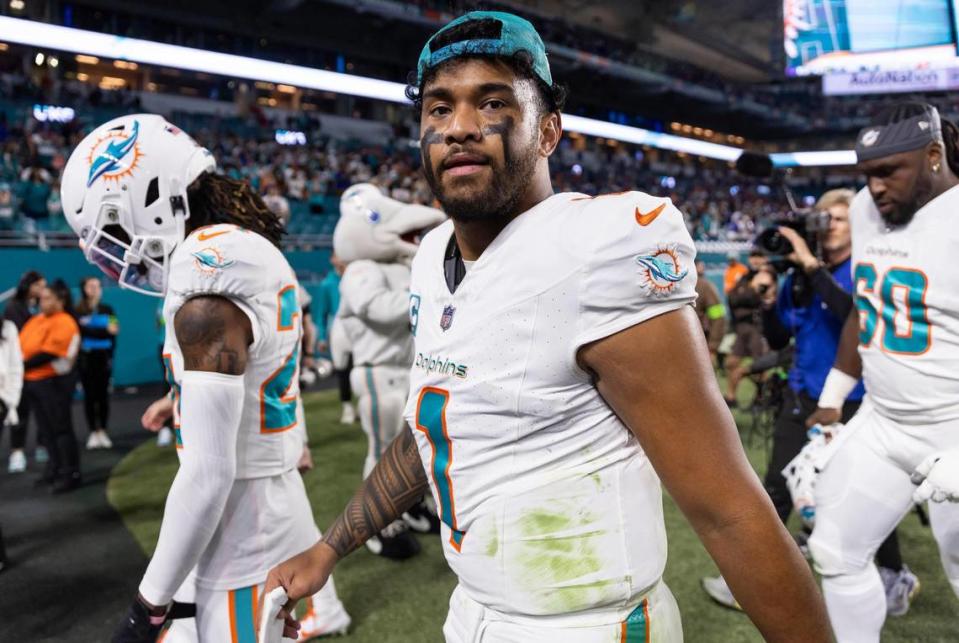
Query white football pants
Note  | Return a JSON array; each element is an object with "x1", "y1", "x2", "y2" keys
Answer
[
  {"x1": 443, "y1": 580, "x2": 682, "y2": 642},
  {"x1": 808, "y1": 398, "x2": 959, "y2": 643}
]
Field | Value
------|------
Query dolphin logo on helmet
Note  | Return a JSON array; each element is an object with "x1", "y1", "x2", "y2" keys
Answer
[{"x1": 86, "y1": 120, "x2": 141, "y2": 187}]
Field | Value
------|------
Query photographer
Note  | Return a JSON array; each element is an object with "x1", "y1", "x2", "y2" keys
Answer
[
  {"x1": 723, "y1": 251, "x2": 771, "y2": 407},
  {"x1": 702, "y1": 189, "x2": 919, "y2": 615}
]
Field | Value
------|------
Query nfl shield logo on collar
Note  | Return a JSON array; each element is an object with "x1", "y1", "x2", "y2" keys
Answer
[{"x1": 440, "y1": 304, "x2": 456, "y2": 331}]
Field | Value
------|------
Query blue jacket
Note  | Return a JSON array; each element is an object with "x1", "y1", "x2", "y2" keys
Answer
[{"x1": 776, "y1": 258, "x2": 866, "y2": 401}]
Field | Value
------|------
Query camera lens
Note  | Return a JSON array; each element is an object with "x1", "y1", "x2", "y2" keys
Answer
[{"x1": 755, "y1": 228, "x2": 794, "y2": 255}]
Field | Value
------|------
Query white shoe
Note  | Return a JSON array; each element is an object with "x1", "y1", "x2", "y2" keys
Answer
[
  {"x1": 7, "y1": 450, "x2": 26, "y2": 473},
  {"x1": 701, "y1": 575, "x2": 742, "y2": 611},
  {"x1": 157, "y1": 427, "x2": 173, "y2": 447},
  {"x1": 296, "y1": 603, "x2": 351, "y2": 640},
  {"x1": 339, "y1": 404, "x2": 356, "y2": 425},
  {"x1": 97, "y1": 430, "x2": 113, "y2": 449},
  {"x1": 86, "y1": 432, "x2": 100, "y2": 450}
]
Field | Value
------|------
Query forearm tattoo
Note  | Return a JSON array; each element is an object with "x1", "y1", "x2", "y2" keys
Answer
[{"x1": 322, "y1": 428, "x2": 428, "y2": 558}]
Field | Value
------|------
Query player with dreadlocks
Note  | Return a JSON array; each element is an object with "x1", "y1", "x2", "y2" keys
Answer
[
  {"x1": 802, "y1": 102, "x2": 959, "y2": 642},
  {"x1": 184, "y1": 172, "x2": 286, "y2": 247},
  {"x1": 60, "y1": 114, "x2": 350, "y2": 642}
]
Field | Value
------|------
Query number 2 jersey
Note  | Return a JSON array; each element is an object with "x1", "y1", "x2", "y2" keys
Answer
[
  {"x1": 403, "y1": 192, "x2": 698, "y2": 625},
  {"x1": 161, "y1": 223, "x2": 313, "y2": 590},
  {"x1": 850, "y1": 185, "x2": 959, "y2": 424}
]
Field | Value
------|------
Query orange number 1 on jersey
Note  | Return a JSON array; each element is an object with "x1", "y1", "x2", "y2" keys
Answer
[{"x1": 414, "y1": 387, "x2": 466, "y2": 552}]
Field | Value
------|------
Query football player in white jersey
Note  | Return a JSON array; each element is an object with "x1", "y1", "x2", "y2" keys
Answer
[
  {"x1": 265, "y1": 11, "x2": 830, "y2": 642},
  {"x1": 60, "y1": 114, "x2": 349, "y2": 641},
  {"x1": 804, "y1": 102, "x2": 959, "y2": 642}
]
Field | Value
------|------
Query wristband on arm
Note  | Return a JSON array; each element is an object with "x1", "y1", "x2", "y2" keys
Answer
[
  {"x1": 706, "y1": 303, "x2": 726, "y2": 320},
  {"x1": 818, "y1": 368, "x2": 858, "y2": 409}
]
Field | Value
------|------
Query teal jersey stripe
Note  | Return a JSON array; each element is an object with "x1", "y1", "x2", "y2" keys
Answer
[
  {"x1": 365, "y1": 367, "x2": 381, "y2": 457},
  {"x1": 622, "y1": 600, "x2": 648, "y2": 642},
  {"x1": 232, "y1": 586, "x2": 256, "y2": 643}
]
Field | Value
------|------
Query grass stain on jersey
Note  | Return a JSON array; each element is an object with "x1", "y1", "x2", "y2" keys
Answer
[
  {"x1": 512, "y1": 507, "x2": 625, "y2": 612},
  {"x1": 485, "y1": 527, "x2": 499, "y2": 558}
]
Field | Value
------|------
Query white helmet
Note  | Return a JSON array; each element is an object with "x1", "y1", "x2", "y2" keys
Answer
[
  {"x1": 61, "y1": 114, "x2": 216, "y2": 297},
  {"x1": 333, "y1": 183, "x2": 446, "y2": 263}
]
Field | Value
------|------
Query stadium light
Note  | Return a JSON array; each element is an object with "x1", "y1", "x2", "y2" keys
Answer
[
  {"x1": 0, "y1": 16, "x2": 859, "y2": 166},
  {"x1": 770, "y1": 150, "x2": 858, "y2": 168},
  {"x1": 561, "y1": 114, "x2": 742, "y2": 162}
]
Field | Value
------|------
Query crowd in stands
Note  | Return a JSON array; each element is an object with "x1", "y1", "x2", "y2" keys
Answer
[
  {"x1": 15, "y1": 43, "x2": 942, "y2": 248},
  {"x1": 0, "y1": 110, "x2": 808, "y2": 244},
  {"x1": 0, "y1": 74, "x2": 843, "y2": 246}
]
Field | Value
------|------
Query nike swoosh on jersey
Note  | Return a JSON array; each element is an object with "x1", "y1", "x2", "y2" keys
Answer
[
  {"x1": 635, "y1": 203, "x2": 666, "y2": 226},
  {"x1": 196, "y1": 229, "x2": 231, "y2": 241}
]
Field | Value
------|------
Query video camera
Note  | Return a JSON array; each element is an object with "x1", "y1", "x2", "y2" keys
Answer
[
  {"x1": 753, "y1": 209, "x2": 829, "y2": 258},
  {"x1": 736, "y1": 152, "x2": 829, "y2": 267}
]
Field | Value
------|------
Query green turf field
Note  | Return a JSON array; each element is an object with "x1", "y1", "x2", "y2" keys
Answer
[{"x1": 108, "y1": 389, "x2": 959, "y2": 642}]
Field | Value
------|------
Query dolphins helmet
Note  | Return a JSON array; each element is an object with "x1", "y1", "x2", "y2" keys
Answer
[
  {"x1": 334, "y1": 183, "x2": 447, "y2": 263},
  {"x1": 61, "y1": 114, "x2": 216, "y2": 296}
]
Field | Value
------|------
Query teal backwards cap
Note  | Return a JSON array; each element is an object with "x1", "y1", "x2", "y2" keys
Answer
[{"x1": 417, "y1": 11, "x2": 552, "y2": 87}]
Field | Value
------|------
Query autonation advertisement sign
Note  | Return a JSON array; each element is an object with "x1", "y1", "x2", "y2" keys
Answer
[{"x1": 824, "y1": 68, "x2": 959, "y2": 96}]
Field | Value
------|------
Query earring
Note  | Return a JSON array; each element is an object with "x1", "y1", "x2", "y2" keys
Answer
[{"x1": 932, "y1": 163, "x2": 942, "y2": 173}]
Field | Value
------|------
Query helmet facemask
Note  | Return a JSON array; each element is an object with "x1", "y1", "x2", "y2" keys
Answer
[{"x1": 77, "y1": 179, "x2": 189, "y2": 297}]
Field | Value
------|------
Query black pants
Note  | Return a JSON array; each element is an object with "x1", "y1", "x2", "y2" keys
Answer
[
  {"x1": 78, "y1": 350, "x2": 112, "y2": 433},
  {"x1": 337, "y1": 354, "x2": 353, "y2": 403},
  {"x1": 764, "y1": 387, "x2": 903, "y2": 571},
  {"x1": 24, "y1": 375, "x2": 79, "y2": 481},
  {"x1": 4, "y1": 396, "x2": 29, "y2": 450}
]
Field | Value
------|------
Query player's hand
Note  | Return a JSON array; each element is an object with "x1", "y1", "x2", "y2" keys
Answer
[
  {"x1": 111, "y1": 595, "x2": 168, "y2": 643},
  {"x1": 302, "y1": 355, "x2": 316, "y2": 371},
  {"x1": 750, "y1": 270, "x2": 777, "y2": 309},
  {"x1": 262, "y1": 542, "x2": 338, "y2": 640},
  {"x1": 805, "y1": 406, "x2": 840, "y2": 430},
  {"x1": 297, "y1": 445, "x2": 314, "y2": 473},
  {"x1": 141, "y1": 397, "x2": 174, "y2": 432},
  {"x1": 912, "y1": 450, "x2": 959, "y2": 503},
  {"x1": 778, "y1": 226, "x2": 820, "y2": 273}
]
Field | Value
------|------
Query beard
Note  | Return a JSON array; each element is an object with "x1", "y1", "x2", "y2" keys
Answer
[
  {"x1": 880, "y1": 206, "x2": 915, "y2": 228},
  {"x1": 422, "y1": 123, "x2": 539, "y2": 223},
  {"x1": 881, "y1": 171, "x2": 933, "y2": 228}
]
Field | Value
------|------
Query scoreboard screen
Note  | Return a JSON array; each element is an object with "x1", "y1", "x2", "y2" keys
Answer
[{"x1": 784, "y1": 0, "x2": 957, "y2": 76}]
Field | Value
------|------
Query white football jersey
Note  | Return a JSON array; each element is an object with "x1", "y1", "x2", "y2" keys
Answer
[
  {"x1": 162, "y1": 223, "x2": 314, "y2": 590},
  {"x1": 336, "y1": 260, "x2": 413, "y2": 367},
  {"x1": 163, "y1": 223, "x2": 304, "y2": 478},
  {"x1": 403, "y1": 192, "x2": 697, "y2": 624},
  {"x1": 850, "y1": 185, "x2": 959, "y2": 424}
]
